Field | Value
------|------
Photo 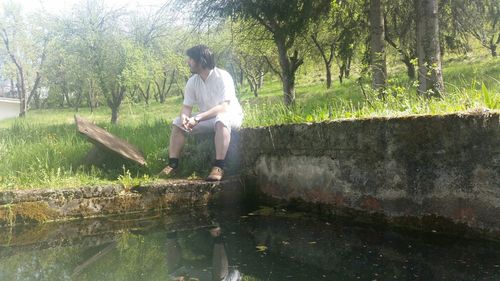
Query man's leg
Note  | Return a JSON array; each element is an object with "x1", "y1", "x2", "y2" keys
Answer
[
  {"x1": 169, "y1": 125, "x2": 186, "y2": 159},
  {"x1": 159, "y1": 125, "x2": 186, "y2": 178},
  {"x1": 214, "y1": 121, "x2": 230, "y2": 160},
  {"x1": 206, "y1": 121, "x2": 230, "y2": 181}
]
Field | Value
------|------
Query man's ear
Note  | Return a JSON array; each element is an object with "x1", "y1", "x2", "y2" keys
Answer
[{"x1": 200, "y1": 57, "x2": 207, "y2": 68}]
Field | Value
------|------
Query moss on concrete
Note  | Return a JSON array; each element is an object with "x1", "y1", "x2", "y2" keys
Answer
[{"x1": 0, "y1": 202, "x2": 59, "y2": 225}]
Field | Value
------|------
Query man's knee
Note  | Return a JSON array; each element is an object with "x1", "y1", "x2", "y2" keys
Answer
[
  {"x1": 215, "y1": 121, "x2": 229, "y2": 132},
  {"x1": 171, "y1": 124, "x2": 186, "y2": 136},
  {"x1": 215, "y1": 121, "x2": 224, "y2": 129}
]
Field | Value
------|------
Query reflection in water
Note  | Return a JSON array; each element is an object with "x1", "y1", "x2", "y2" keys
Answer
[
  {"x1": 165, "y1": 226, "x2": 241, "y2": 281},
  {"x1": 0, "y1": 209, "x2": 499, "y2": 281}
]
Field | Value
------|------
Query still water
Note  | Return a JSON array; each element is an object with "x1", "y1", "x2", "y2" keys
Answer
[{"x1": 0, "y1": 207, "x2": 499, "y2": 281}]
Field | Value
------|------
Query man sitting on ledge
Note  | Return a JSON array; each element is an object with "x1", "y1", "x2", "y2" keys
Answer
[{"x1": 159, "y1": 45, "x2": 243, "y2": 181}]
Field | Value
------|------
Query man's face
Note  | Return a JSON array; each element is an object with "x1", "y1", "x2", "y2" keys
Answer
[{"x1": 187, "y1": 57, "x2": 202, "y2": 74}]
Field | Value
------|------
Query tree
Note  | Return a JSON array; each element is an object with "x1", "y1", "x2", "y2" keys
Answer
[
  {"x1": 384, "y1": 1, "x2": 417, "y2": 79},
  {"x1": 157, "y1": 45, "x2": 189, "y2": 102},
  {"x1": 309, "y1": 0, "x2": 364, "y2": 88},
  {"x1": 453, "y1": 0, "x2": 499, "y2": 57},
  {"x1": 188, "y1": 0, "x2": 331, "y2": 106},
  {"x1": 63, "y1": 0, "x2": 129, "y2": 123},
  {"x1": 438, "y1": 0, "x2": 471, "y2": 56},
  {"x1": 0, "y1": 1, "x2": 49, "y2": 116},
  {"x1": 228, "y1": 20, "x2": 273, "y2": 97},
  {"x1": 369, "y1": 0, "x2": 387, "y2": 91},
  {"x1": 415, "y1": 0, "x2": 445, "y2": 96},
  {"x1": 128, "y1": 7, "x2": 176, "y2": 105}
]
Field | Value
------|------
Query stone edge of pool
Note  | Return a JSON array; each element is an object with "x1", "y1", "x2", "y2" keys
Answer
[{"x1": 0, "y1": 177, "x2": 245, "y2": 227}]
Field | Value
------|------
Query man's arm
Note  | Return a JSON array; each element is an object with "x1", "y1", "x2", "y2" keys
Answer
[
  {"x1": 194, "y1": 101, "x2": 229, "y2": 121},
  {"x1": 184, "y1": 102, "x2": 229, "y2": 131},
  {"x1": 180, "y1": 105, "x2": 193, "y2": 130}
]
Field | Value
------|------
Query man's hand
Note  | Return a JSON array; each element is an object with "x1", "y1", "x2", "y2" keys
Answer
[
  {"x1": 181, "y1": 115, "x2": 198, "y2": 131},
  {"x1": 210, "y1": 226, "x2": 221, "y2": 237},
  {"x1": 181, "y1": 115, "x2": 191, "y2": 130},
  {"x1": 185, "y1": 117, "x2": 198, "y2": 131}
]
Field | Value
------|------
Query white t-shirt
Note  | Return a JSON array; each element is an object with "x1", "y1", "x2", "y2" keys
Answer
[{"x1": 183, "y1": 67, "x2": 243, "y2": 115}]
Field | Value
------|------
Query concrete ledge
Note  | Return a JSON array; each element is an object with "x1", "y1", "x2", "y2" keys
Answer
[
  {"x1": 0, "y1": 177, "x2": 244, "y2": 227},
  {"x1": 240, "y1": 111, "x2": 500, "y2": 239}
]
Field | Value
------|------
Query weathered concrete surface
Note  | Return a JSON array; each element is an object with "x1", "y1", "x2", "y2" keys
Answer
[
  {"x1": 239, "y1": 111, "x2": 500, "y2": 237},
  {"x1": 0, "y1": 177, "x2": 244, "y2": 227}
]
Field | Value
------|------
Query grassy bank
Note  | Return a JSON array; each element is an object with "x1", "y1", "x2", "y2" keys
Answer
[
  {"x1": 242, "y1": 55, "x2": 499, "y2": 126},
  {"x1": 0, "y1": 55, "x2": 498, "y2": 190}
]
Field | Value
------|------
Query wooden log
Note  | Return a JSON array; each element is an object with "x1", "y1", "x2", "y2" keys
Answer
[{"x1": 75, "y1": 115, "x2": 147, "y2": 166}]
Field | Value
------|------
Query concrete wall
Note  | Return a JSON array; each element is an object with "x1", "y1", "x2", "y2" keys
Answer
[
  {"x1": 0, "y1": 98, "x2": 20, "y2": 120},
  {"x1": 240, "y1": 111, "x2": 500, "y2": 237}
]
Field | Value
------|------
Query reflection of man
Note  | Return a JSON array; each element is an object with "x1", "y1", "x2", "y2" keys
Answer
[
  {"x1": 159, "y1": 45, "x2": 243, "y2": 181},
  {"x1": 165, "y1": 226, "x2": 241, "y2": 281}
]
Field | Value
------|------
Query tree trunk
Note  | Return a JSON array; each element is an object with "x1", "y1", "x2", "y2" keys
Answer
[
  {"x1": 370, "y1": 0, "x2": 387, "y2": 91},
  {"x1": 402, "y1": 56, "x2": 416, "y2": 80},
  {"x1": 165, "y1": 70, "x2": 176, "y2": 100},
  {"x1": 345, "y1": 57, "x2": 351, "y2": 78},
  {"x1": 246, "y1": 75, "x2": 259, "y2": 97},
  {"x1": 239, "y1": 65, "x2": 244, "y2": 86},
  {"x1": 59, "y1": 96, "x2": 64, "y2": 108},
  {"x1": 64, "y1": 91, "x2": 73, "y2": 107},
  {"x1": 488, "y1": 33, "x2": 499, "y2": 57},
  {"x1": 145, "y1": 82, "x2": 150, "y2": 105},
  {"x1": 9, "y1": 79, "x2": 14, "y2": 97},
  {"x1": 75, "y1": 88, "x2": 83, "y2": 112},
  {"x1": 339, "y1": 64, "x2": 345, "y2": 84},
  {"x1": 138, "y1": 82, "x2": 151, "y2": 105},
  {"x1": 111, "y1": 106, "x2": 119, "y2": 124},
  {"x1": 25, "y1": 38, "x2": 47, "y2": 111},
  {"x1": 385, "y1": 28, "x2": 416, "y2": 80},
  {"x1": 415, "y1": 0, "x2": 444, "y2": 97},
  {"x1": 311, "y1": 34, "x2": 334, "y2": 89},
  {"x1": 276, "y1": 37, "x2": 302, "y2": 106},
  {"x1": 326, "y1": 66, "x2": 332, "y2": 89},
  {"x1": 154, "y1": 80, "x2": 162, "y2": 103},
  {"x1": 2, "y1": 29, "x2": 26, "y2": 116},
  {"x1": 88, "y1": 79, "x2": 94, "y2": 113},
  {"x1": 491, "y1": 40, "x2": 497, "y2": 57},
  {"x1": 258, "y1": 71, "x2": 264, "y2": 88},
  {"x1": 107, "y1": 85, "x2": 125, "y2": 124},
  {"x1": 18, "y1": 72, "x2": 26, "y2": 117},
  {"x1": 28, "y1": 75, "x2": 42, "y2": 109}
]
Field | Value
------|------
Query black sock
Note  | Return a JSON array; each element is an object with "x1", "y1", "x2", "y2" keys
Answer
[
  {"x1": 214, "y1": 159, "x2": 225, "y2": 169},
  {"x1": 168, "y1": 158, "x2": 179, "y2": 169}
]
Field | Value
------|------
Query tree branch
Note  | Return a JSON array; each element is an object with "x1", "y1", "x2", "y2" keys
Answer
[{"x1": 264, "y1": 56, "x2": 282, "y2": 80}]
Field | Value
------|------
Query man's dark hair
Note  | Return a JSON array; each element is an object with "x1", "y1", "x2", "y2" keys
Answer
[{"x1": 186, "y1": 45, "x2": 215, "y2": 70}]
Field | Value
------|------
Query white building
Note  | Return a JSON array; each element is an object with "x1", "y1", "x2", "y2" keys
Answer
[{"x1": 0, "y1": 98, "x2": 20, "y2": 121}]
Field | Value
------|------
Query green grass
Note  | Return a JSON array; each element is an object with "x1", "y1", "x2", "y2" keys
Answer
[
  {"x1": 241, "y1": 55, "x2": 499, "y2": 126},
  {"x1": 0, "y1": 55, "x2": 498, "y2": 190}
]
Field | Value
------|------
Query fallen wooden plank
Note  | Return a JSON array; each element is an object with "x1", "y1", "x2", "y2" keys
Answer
[{"x1": 75, "y1": 115, "x2": 147, "y2": 166}]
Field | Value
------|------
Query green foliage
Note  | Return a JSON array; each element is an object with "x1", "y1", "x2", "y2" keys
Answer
[
  {"x1": 450, "y1": 0, "x2": 500, "y2": 56},
  {"x1": 188, "y1": 0, "x2": 332, "y2": 105},
  {"x1": 117, "y1": 166, "x2": 153, "y2": 190}
]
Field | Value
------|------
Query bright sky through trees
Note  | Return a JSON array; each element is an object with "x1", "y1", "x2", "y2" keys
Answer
[{"x1": 18, "y1": 0, "x2": 167, "y2": 15}]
